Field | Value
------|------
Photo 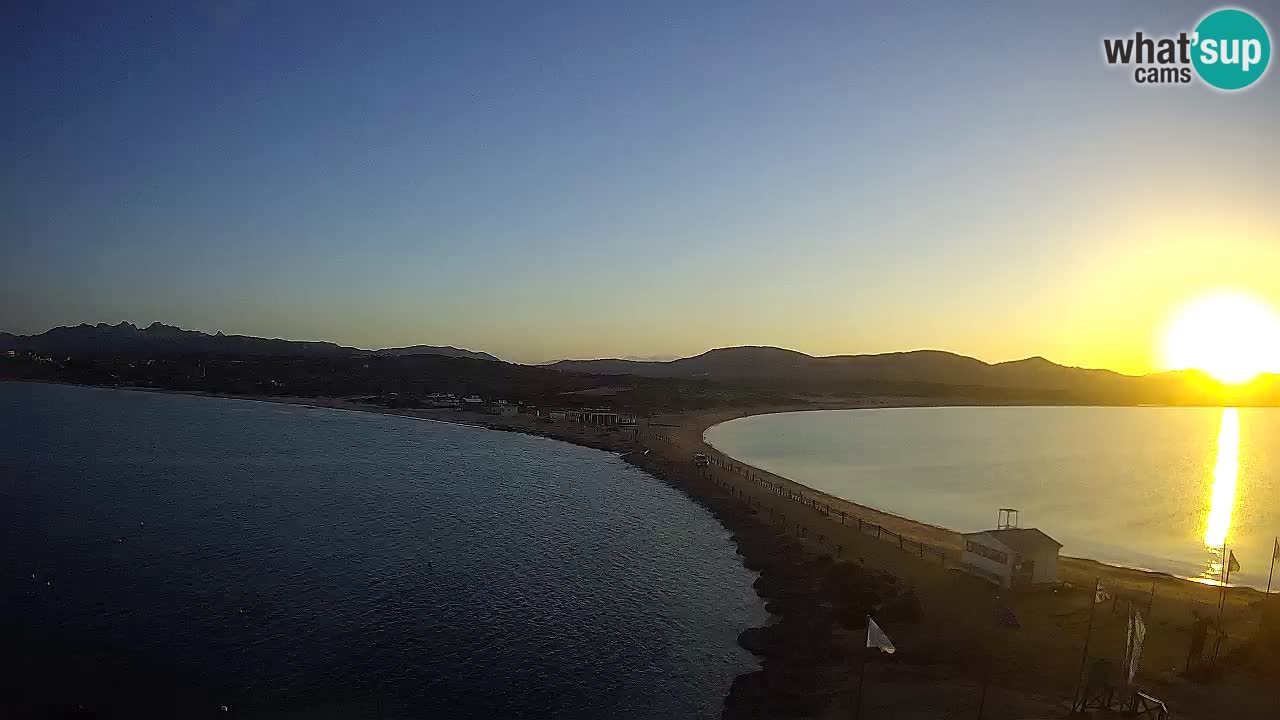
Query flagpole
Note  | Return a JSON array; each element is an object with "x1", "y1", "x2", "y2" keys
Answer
[
  {"x1": 1072, "y1": 578, "x2": 1100, "y2": 712},
  {"x1": 1212, "y1": 545, "x2": 1232, "y2": 665},
  {"x1": 1215, "y1": 542, "x2": 1228, "y2": 622},
  {"x1": 977, "y1": 656, "x2": 990, "y2": 720},
  {"x1": 854, "y1": 655, "x2": 866, "y2": 720},
  {"x1": 1266, "y1": 536, "x2": 1277, "y2": 597}
]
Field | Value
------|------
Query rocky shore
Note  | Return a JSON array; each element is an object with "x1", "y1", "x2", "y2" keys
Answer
[{"x1": 623, "y1": 448, "x2": 919, "y2": 719}]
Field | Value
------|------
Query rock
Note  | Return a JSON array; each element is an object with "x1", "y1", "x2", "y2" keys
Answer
[{"x1": 737, "y1": 626, "x2": 777, "y2": 656}]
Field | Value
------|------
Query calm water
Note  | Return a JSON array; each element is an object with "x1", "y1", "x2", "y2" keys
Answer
[
  {"x1": 706, "y1": 406, "x2": 1280, "y2": 589},
  {"x1": 1, "y1": 382, "x2": 763, "y2": 719}
]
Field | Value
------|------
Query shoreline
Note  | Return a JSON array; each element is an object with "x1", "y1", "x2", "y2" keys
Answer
[
  {"x1": 698, "y1": 406, "x2": 1272, "y2": 594},
  {"x1": 9, "y1": 380, "x2": 1276, "y2": 717}
]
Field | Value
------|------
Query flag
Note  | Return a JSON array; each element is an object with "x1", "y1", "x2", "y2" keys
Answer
[
  {"x1": 1095, "y1": 584, "x2": 1110, "y2": 604},
  {"x1": 866, "y1": 617, "x2": 896, "y2": 655},
  {"x1": 1124, "y1": 609, "x2": 1147, "y2": 685},
  {"x1": 1228, "y1": 551, "x2": 1240, "y2": 575},
  {"x1": 994, "y1": 603, "x2": 1021, "y2": 629}
]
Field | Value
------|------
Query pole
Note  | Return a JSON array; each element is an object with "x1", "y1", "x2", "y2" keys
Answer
[
  {"x1": 855, "y1": 656, "x2": 867, "y2": 720},
  {"x1": 1266, "y1": 536, "x2": 1276, "y2": 597},
  {"x1": 1072, "y1": 578, "x2": 1100, "y2": 712},
  {"x1": 1220, "y1": 540, "x2": 1228, "y2": 595},
  {"x1": 977, "y1": 658, "x2": 990, "y2": 720},
  {"x1": 1146, "y1": 581, "x2": 1155, "y2": 617},
  {"x1": 1212, "y1": 545, "x2": 1231, "y2": 664}
]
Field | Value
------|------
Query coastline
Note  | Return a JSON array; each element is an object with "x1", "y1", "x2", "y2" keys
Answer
[
  {"x1": 697, "y1": 405, "x2": 1274, "y2": 593},
  {"x1": 9, "y1": 381, "x2": 1276, "y2": 717},
  {"x1": 673, "y1": 405, "x2": 1275, "y2": 718}
]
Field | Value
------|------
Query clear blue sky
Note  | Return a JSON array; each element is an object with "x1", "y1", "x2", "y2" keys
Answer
[{"x1": 4, "y1": 1, "x2": 1278, "y2": 368}]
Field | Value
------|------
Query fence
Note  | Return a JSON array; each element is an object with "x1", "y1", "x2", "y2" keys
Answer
[{"x1": 646, "y1": 431, "x2": 951, "y2": 566}]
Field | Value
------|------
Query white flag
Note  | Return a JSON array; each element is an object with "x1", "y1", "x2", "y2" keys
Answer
[
  {"x1": 866, "y1": 617, "x2": 895, "y2": 655},
  {"x1": 1095, "y1": 584, "x2": 1110, "y2": 604},
  {"x1": 1125, "y1": 609, "x2": 1147, "y2": 685}
]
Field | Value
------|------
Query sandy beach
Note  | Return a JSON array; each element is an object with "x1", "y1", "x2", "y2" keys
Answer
[{"x1": 56, "y1": 385, "x2": 1280, "y2": 718}]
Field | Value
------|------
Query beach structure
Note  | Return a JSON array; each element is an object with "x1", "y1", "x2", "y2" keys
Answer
[
  {"x1": 534, "y1": 408, "x2": 636, "y2": 425},
  {"x1": 424, "y1": 392, "x2": 460, "y2": 408},
  {"x1": 486, "y1": 403, "x2": 518, "y2": 417},
  {"x1": 579, "y1": 408, "x2": 636, "y2": 426},
  {"x1": 960, "y1": 511, "x2": 1061, "y2": 588}
]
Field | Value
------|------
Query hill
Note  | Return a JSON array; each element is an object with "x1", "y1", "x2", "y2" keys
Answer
[
  {"x1": 546, "y1": 345, "x2": 1279, "y2": 404},
  {"x1": 373, "y1": 345, "x2": 500, "y2": 362},
  {"x1": 546, "y1": 346, "x2": 1130, "y2": 388},
  {"x1": 0, "y1": 322, "x2": 500, "y2": 362}
]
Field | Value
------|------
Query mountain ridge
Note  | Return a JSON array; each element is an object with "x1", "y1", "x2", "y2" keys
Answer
[
  {"x1": 544, "y1": 345, "x2": 1141, "y2": 388},
  {"x1": 0, "y1": 321, "x2": 501, "y2": 362},
  {"x1": 6, "y1": 323, "x2": 1276, "y2": 400}
]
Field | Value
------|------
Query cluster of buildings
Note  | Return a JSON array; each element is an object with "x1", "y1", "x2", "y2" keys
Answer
[
  {"x1": 535, "y1": 408, "x2": 637, "y2": 426},
  {"x1": 414, "y1": 393, "x2": 636, "y2": 426}
]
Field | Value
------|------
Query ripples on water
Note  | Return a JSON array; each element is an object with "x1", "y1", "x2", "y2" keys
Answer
[
  {"x1": 1, "y1": 382, "x2": 763, "y2": 718},
  {"x1": 706, "y1": 405, "x2": 1280, "y2": 589}
]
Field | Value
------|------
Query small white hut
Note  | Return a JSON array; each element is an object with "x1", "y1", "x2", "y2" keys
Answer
[{"x1": 960, "y1": 514, "x2": 1061, "y2": 589}]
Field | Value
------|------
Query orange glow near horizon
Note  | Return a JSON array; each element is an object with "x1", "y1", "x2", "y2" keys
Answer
[{"x1": 1160, "y1": 290, "x2": 1280, "y2": 384}]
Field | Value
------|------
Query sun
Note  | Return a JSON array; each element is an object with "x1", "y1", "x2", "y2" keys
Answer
[{"x1": 1160, "y1": 290, "x2": 1280, "y2": 384}]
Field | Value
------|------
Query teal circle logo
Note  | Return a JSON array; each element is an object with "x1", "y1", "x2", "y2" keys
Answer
[{"x1": 1192, "y1": 8, "x2": 1271, "y2": 90}]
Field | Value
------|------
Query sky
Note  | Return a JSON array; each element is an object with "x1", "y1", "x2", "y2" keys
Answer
[{"x1": 3, "y1": 1, "x2": 1279, "y2": 369}]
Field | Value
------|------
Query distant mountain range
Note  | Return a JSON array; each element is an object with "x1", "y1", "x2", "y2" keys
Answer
[
  {"x1": 546, "y1": 345, "x2": 1276, "y2": 401},
  {"x1": 5, "y1": 322, "x2": 1277, "y2": 404},
  {"x1": 0, "y1": 322, "x2": 501, "y2": 362},
  {"x1": 545, "y1": 346, "x2": 1135, "y2": 388}
]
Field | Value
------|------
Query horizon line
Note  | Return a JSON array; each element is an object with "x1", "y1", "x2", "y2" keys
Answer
[{"x1": 1, "y1": 318, "x2": 1247, "y2": 381}]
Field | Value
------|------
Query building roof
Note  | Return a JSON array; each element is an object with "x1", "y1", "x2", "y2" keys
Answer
[{"x1": 967, "y1": 527, "x2": 1062, "y2": 553}]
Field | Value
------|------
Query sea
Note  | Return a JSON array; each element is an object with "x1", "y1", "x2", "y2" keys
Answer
[
  {"x1": 0, "y1": 382, "x2": 764, "y2": 719},
  {"x1": 706, "y1": 406, "x2": 1280, "y2": 590}
]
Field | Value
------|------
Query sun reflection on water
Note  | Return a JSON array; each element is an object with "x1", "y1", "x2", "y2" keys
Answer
[{"x1": 1199, "y1": 408, "x2": 1239, "y2": 584}]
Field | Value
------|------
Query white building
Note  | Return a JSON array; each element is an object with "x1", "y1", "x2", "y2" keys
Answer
[
  {"x1": 960, "y1": 527, "x2": 1061, "y2": 588},
  {"x1": 580, "y1": 409, "x2": 637, "y2": 426},
  {"x1": 424, "y1": 393, "x2": 459, "y2": 408}
]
